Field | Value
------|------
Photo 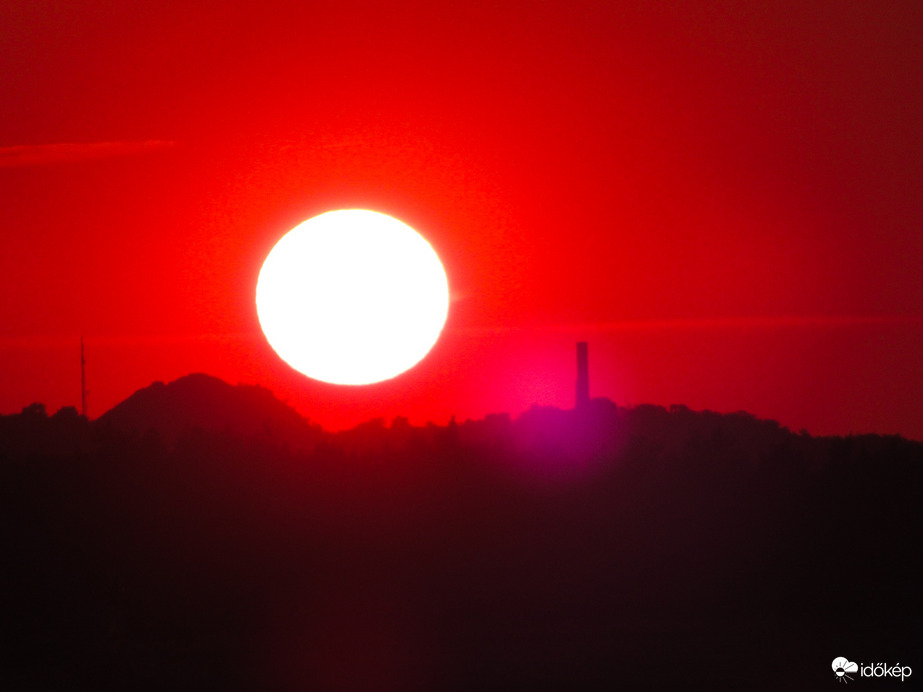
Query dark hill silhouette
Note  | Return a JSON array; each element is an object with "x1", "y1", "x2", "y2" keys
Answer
[
  {"x1": 96, "y1": 373, "x2": 322, "y2": 449},
  {"x1": 3, "y1": 377, "x2": 921, "y2": 690}
]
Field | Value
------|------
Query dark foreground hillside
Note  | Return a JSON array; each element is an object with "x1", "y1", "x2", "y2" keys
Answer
[{"x1": 2, "y1": 379, "x2": 921, "y2": 690}]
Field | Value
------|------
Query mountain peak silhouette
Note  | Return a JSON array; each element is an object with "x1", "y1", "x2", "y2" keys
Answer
[{"x1": 97, "y1": 373, "x2": 318, "y2": 447}]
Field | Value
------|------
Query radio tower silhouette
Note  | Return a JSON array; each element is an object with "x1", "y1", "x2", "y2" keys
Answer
[{"x1": 80, "y1": 337, "x2": 88, "y2": 418}]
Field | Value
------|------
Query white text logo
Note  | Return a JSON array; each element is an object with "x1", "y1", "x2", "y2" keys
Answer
[{"x1": 832, "y1": 657, "x2": 912, "y2": 683}]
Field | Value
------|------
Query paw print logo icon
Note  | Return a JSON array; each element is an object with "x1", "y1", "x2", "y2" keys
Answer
[{"x1": 833, "y1": 657, "x2": 858, "y2": 683}]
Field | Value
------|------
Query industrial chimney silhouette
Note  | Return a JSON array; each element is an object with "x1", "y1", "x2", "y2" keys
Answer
[{"x1": 575, "y1": 341, "x2": 589, "y2": 409}]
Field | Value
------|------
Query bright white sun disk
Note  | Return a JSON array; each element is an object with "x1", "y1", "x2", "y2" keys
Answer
[{"x1": 256, "y1": 210, "x2": 449, "y2": 385}]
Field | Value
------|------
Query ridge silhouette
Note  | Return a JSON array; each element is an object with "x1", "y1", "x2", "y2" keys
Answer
[
  {"x1": 97, "y1": 373, "x2": 323, "y2": 449},
  {"x1": 3, "y1": 374, "x2": 920, "y2": 690}
]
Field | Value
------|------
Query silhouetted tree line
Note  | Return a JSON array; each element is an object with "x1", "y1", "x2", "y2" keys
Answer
[{"x1": 2, "y1": 379, "x2": 921, "y2": 690}]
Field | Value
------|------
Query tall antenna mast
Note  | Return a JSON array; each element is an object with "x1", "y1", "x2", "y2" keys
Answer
[{"x1": 80, "y1": 337, "x2": 88, "y2": 418}]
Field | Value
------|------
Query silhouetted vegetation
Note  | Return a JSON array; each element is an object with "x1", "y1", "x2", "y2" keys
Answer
[{"x1": 3, "y1": 376, "x2": 921, "y2": 689}]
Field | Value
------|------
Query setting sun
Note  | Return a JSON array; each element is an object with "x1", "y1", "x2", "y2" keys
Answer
[{"x1": 256, "y1": 210, "x2": 449, "y2": 385}]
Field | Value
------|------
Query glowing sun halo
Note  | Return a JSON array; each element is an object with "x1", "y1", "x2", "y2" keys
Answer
[{"x1": 256, "y1": 210, "x2": 449, "y2": 385}]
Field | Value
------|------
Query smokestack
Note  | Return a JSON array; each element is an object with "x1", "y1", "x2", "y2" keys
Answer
[{"x1": 575, "y1": 341, "x2": 589, "y2": 410}]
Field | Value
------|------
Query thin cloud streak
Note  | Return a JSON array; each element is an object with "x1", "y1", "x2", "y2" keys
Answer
[
  {"x1": 451, "y1": 314, "x2": 923, "y2": 337},
  {"x1": 0, "y1": 140, "x2": 176, "y2": 168},
  {"x1": 0, "y1": 333, "x2": 258, "y2": 350},
  {"x1": 5, "y1": 316, "x2": 921, "y2": 348}
]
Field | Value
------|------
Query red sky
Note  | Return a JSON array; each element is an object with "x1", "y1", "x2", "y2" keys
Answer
[{"x1": 2, "y1": 1, "x2": 922, "y2": 438}]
